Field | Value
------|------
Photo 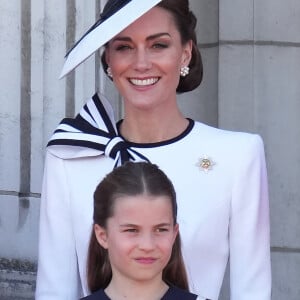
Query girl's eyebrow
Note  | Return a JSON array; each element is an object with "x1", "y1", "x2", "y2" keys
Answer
[
  {"x1": 120, "y1": 224, "x2": 138, "y2": 227},
  {"x1": 111, "y1": 32, "x2": 171, "y2": 43},
  {"x1": 155, "y1": 223, "x2": 172, "y2": 227},
  {"x1": 119, "y1": 222, "x2": 172, "y2": 227}
]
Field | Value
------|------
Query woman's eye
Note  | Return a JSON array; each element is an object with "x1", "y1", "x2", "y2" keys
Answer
[
  {"x1": 115, "y1": 45, "x2": 132, "y2": 51},
  {"x1": 152, "y1": 43, "x2": 168, "y2": 49}
]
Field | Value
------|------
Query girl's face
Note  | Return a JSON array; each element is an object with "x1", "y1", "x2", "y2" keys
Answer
[
  {"x1": 105, "y1": 6, "x2": 192, "y2": 111},
  {"x1": 95, "y1": 194, "x2": 178, "y2": 284}
]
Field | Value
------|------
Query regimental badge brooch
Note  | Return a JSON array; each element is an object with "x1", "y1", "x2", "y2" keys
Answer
[{"x1": 196, "y1": 156, "x2": 216, "y2": 173}]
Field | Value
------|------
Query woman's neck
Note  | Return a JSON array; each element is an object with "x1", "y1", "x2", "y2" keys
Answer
[
  {"x1": 120, "y1": 105, "x2": 188, "y2": 143},
  {"x1": 105, "y1": 277, "x2": 168, "y2": 300}
]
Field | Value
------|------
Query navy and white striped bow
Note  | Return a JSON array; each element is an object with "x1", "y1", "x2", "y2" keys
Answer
[{"x1": 47, "y1": 93, "x2": 150, "y2": 168}]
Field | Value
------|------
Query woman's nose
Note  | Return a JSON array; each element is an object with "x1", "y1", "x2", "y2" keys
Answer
[{"x1": 133, "y1": 49, "x2": 152, "y2": 71}]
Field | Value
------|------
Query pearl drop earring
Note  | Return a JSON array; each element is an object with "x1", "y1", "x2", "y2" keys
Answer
[
  {"x1": 180, "y1": 66, "x2": 190, "y2": 77},
  {"x1": 107, "y1": 67, "x2": 113, "y2": 78}
]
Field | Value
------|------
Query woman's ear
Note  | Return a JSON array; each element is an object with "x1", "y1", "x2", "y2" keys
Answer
[
  {"x1": 182, "y1": 40, "x2": 193, "y2": 66},
  {"x1": 94, "y1": 224, "x2": 109, "y2": 249},
  {"x1": 104, "y1": 47, "x2": 110, "y2": 65}
]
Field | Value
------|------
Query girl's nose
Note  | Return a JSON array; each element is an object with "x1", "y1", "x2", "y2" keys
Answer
[{"x1": 138, "y1": 233, "x2": 155, "y2": 251}]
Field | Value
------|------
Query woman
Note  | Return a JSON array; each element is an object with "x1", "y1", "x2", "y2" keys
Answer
[
  {"x1": 82, "y1": 162, "x2": 201, "y2": 300},
  {"x1": 36, "y1": 0, "x2": 271, "y2": 299}
]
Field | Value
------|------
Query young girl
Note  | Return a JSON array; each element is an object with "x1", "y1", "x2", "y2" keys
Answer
[{"x1": 81, "y1": 162, "x2": 203, "y2": 300}]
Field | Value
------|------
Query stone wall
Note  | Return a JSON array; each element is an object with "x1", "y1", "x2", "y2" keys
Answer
[{"x1": 0, "y1": 259, "x2": 36, "y2": 299}]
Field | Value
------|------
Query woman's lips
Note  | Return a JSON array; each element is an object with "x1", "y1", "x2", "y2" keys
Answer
[{"x1": 129, "y1": 77, "x2": 159, "y2": 86}]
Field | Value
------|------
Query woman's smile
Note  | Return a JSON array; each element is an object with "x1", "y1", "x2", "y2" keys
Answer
[{"x1": 129, "y1": 77, "x2": 160, "y2": 87}]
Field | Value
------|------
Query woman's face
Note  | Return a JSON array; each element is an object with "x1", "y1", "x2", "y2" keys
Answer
[
  {"x1": 105, "y1": 6, "x2": 192, "y2": 111},
  {"x1": 94, "y1": 194, "x2": 178, "y2": 284}
]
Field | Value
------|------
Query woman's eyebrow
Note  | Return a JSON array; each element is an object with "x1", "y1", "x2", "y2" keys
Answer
[
  {"x1": 111, "y1": 32, "x2": 171, "y2": 43},
  {"x1": 146, "y1": 33, "x2": 171, "y2": 41}
]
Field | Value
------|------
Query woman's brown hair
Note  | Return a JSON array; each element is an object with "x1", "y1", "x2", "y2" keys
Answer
[{"x1": 87, "y1": 162, "x2": 190, "y2": 292}]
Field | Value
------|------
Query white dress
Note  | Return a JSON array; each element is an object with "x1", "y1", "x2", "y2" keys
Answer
[{"x1": 35, "y1": 94, "x2": 271, "y2": 300}]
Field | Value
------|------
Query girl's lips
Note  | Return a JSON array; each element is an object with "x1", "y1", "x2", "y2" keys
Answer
[
  {"x1": 129, "y1": 77, "x2": 159, "y2": 86},
  {"x1": 135, "y1": 257, "x2": 157, "y2": 264}
]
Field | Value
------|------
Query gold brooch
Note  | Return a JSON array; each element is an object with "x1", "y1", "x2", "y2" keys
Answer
[{"x1": 196, "y1": 156, "x2": 216, "y2": 173}]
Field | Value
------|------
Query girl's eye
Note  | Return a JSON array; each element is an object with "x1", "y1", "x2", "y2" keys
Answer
[
  {"x1": 155, "y1": 227, "x2": 169, "y2": 233},
  {"x1": 124, "y1": 228, "x2": 138, "y2": 233}
]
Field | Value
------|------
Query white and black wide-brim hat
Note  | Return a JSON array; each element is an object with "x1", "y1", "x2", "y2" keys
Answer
[{"x1": 60, "y1": 0, "x2": 162, "y2": 78}]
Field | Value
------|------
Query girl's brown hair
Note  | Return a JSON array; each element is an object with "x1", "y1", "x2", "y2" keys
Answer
[{"x1": 87, "y1": 162, "x2": 190, "y2": 292}]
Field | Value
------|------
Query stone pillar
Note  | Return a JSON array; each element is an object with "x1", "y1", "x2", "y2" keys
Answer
[{"x1": 218, "y1": 0, "x2": 300, "y2": 299}]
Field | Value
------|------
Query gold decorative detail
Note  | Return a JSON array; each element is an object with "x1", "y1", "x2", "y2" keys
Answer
[{"x1": 196, "y1": 156, "x2": 216, "y2": 173}]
